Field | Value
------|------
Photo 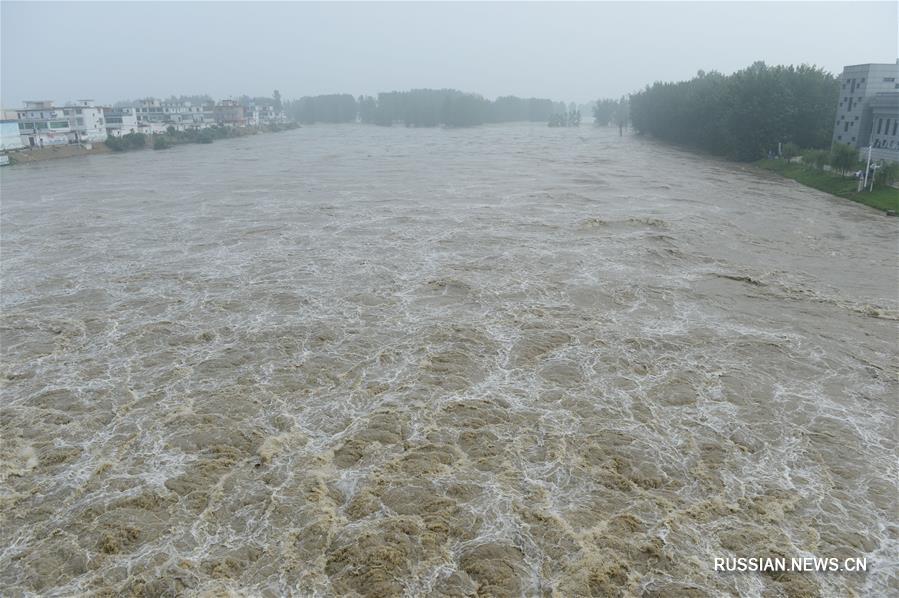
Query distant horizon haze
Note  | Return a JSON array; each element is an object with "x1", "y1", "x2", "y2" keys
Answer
[{"x1": 1, "y1": 1, "x2": 897, "y2": 108}]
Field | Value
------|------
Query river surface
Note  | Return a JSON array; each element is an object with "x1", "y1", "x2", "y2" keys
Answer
[{"x1": 1, "y1": 124, "x2": 896, "y2": 597}]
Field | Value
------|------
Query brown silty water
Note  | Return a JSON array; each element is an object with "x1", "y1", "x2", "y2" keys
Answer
[{"x1": 0, "y1": 124, "x2": 896, "y2": 596}]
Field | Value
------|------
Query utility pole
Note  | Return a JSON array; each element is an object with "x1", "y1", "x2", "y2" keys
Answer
[
  {"x1": 862, "y1": 144, "x2": 872, "y2": 190},
  {"x1": 862, "y1": 122, "x2": 876, "y2": 191}
]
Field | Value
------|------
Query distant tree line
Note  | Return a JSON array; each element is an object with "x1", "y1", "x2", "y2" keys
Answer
[
  {"x1": 285, "y1": 89, "x2": 561, "y2": 127},
  {"x1": 629, "y1": 62, "x2": 839, "y2": 161},
  {"x1": 592, "y1": 97, "x2": 629, "y2": 128},
  {"x1": 289, "y1": 94, "x2": 358, "y2": 124},
  {"x1": 548, "y1": 108, "x2": 581, "y2": 127}
]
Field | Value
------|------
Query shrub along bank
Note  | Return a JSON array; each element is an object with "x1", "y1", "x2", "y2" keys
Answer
[{"x1": 105, "y1": 123, "x2": 299, "y2": 153}]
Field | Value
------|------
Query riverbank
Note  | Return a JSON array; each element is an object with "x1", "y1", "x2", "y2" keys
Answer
[
  {"x1": 2, "y1": 143, "x2": 112, "y2": 164},
  {"x1": 149, "y1": 122, "x2": 299, "y2": 151},
  {"x1": 1, "y1": 123, "x2": 299, "y2": 165},
  {"x1": 755, "y1": 159, "x2": 899, "y2": 213}
]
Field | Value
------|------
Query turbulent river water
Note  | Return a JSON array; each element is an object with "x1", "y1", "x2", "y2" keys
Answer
[{"x1": 1, "y1": 124, "x2": 896, "y2": 597}]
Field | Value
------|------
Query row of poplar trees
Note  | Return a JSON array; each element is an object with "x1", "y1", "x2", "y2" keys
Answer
[{"x1": 626, "y1": 62, "x2": 839, "y2": 161}]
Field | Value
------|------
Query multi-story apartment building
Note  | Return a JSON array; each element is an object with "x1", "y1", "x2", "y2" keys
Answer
[
  {"x1": 102, "y1": 107, "x2": 139, "y2": 137},
  {"x1": 832, "y1": 61, "x2": 899, "y2": 162},
  {"x1": 244, "y1": 103, "x2": 285, "y2": 127},
  {"x1": 15, "y1": 99, "x2": 107, "y2": 147},
  {"x1": 179, "y1": 103, "x2": 216, "y2": 128},
  {"x1": 214, "y1": 99, "x2": 246, "y2": 126},
  {"x1": 259, "y1": 104, "x2": 285, "y2": 125},
  {"x1": 134, "y1": 99, "x2": 216, "y2": 130}
]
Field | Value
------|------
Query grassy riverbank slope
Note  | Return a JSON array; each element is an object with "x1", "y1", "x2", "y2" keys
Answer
[{"x1": 756, "y1": 159, "x2": 899, "y2": 212}]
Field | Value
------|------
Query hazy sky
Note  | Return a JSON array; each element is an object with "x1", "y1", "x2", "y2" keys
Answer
[{"x1": 2, "y1": 1, "x2": 897, "y2": 107}]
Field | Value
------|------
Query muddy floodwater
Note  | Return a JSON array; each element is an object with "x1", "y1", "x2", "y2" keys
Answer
[{"x1": 1, "y1": 124, "x2": 896, "y2": 597}]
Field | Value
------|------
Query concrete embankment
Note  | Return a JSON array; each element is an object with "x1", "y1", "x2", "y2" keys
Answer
[{"x1": 3, "y1": 143, "x2": 111, "y2": 164}]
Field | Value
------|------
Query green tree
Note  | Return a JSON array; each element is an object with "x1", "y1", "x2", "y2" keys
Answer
[
  {"x1": 592, "y1": 99, "x2": 618, "y2": 125},
  {"x1": 124, "y1": 133, "x2": 146, "y2": 149},
  {"x1": 801, "y1": 148, "x2": 829, "y2": 170},
  {"x1": 358, "y1": 95, "x2": 377, "y2": 123},
  {"x1": 782, "y1": 142, "x2": 800, "y2": 160},
  {"x1": 105, "y1": 132, "x2": 146, "y2": 152},
  {"x1": 829, "y1": 143, "x2": 857, "y2": 175},
  {"x1": 105, "y1": 136, "x2": 125, "y2": 151},
  {"x1": 874, "y1": 161, "x2": 899, "y2": 188},
  {"x1": 630, "y1": 62, "x2": 838, "y2": 161}
]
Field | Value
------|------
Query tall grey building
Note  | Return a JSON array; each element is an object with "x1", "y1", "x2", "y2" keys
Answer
[{"x1": 832, "y1": 61, "x2": 899, "y2": 162}]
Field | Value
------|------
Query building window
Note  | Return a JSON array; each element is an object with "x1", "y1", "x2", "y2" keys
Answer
[
  {"x1": 877, "y1": 119, "x2": 883, "y2": 134},
  {"x1": 844, "y1": 122, "x2": 849, "y2": 132},
  {"x1": 893, "y1": 121, "x2": 898, "y2": 136},
  {"x1": 49, "y1": 121, "x2": 68, "y2": 129},
  {"x1": 884, "y1": 77, "x2": 895, "y2": 82}
]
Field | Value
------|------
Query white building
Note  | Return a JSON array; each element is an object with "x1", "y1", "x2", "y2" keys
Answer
[
  {"x1": 832, "y1": 62, "x2": 899, "y2": 162},
  {"x1": 102, "y1": 107, "x2": 139, "y2": 137},
  {"x1": 137, "y1": 122, "x2": 170, "y2": 135},
  {"x1": 134, "y1": 99, "x2": 215, "y2": 130},
  {"x1": 1, "y1": 120, "x2": 24, "y2": 150},
  {"x1": 244, "y1": 103, "x2": 286, "y2": 127},
  {"x1": 16, "y1": 99, "x2": 107, "y2": 147},
  {"x1": 259, "y1": 104, "x2": 285, "y2": 125},
  {"x1": 246, "y1": 105, "x2": 260, "y2": 127}
]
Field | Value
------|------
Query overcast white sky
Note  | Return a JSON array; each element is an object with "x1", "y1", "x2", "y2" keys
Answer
[{"x1": 1, "y1": 1, "x2": 897, "y2": 107}]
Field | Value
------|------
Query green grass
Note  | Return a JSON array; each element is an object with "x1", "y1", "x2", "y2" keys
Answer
[{"x1": 755, "y1": 159, "x2": 899, "y2": 212}]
